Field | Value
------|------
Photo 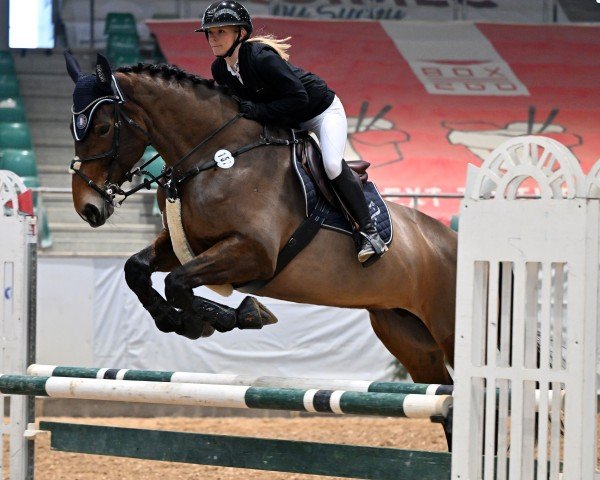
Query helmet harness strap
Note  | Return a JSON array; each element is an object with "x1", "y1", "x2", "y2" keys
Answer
[
  {"x1": 206, "y1": 27, "x2": 245, "y2": 59},
  {"x1": 224, "y1": 28, "x2": 243, "y2": 58}
]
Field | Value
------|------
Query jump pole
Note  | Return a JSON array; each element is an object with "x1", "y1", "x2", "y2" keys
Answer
[
  {"x1": 0, "y1": 374, "x2": 452, "y2": 418},
  {"x1": 27, "y1": 364, "x2": 454, "y2": 395}
]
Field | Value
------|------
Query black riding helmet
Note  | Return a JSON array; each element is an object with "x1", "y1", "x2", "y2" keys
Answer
[{"x1": 196, "y1": 1, "x2": 253, "y2": 58}]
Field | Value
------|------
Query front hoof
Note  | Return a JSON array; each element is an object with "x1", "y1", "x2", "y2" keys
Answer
[
  {"x1": 175, "y1": 310, "x2": 216, "y2": 339},
  {"x1": 235, "y1": 296, "x2": 278, "y2": 329},
  {"x1": 164, "y1": 275, "x2": 193, "y2": 310}
]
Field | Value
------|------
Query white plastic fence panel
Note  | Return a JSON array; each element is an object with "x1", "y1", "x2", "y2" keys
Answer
[
  {"x1": 452, "y1": 138, "x2": 600, "y2": 480},
  {"x1": 0, "y1": 170, "x2": 36, "y2": 479}
]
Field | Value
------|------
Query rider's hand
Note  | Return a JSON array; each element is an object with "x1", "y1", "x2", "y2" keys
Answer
[{"x1": 238, "y1": 100, "x2": 258, "y2": 119}]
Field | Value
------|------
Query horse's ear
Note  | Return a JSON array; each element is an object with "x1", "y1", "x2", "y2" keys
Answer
[
  {"x1": 95, "y1": 53, "x2": 113, "y2": 91},
  {"x1": 64, "y1": 50, "x2": 83, "y2": 83}
]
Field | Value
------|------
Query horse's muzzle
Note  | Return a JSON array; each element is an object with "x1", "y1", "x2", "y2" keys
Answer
[{"x1": 81, "y1": 202, "x2": 114, "y2": 227}]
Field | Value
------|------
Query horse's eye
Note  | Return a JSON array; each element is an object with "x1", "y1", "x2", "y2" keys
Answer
[{"x1": 96, "y1": 124, "x2": 110, "y2": 136}]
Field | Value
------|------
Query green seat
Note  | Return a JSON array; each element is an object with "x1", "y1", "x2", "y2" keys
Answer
[
  {"x1": 106, "y1": 33, "x2": 140, "y2": 60},
  {"x1": 0, "y1": 74, "x2": 19, "y2": 98},
  {"x1": 141, "y1": 147, "x2": 165, "y2": 216},
  {"x1": 0, "y1": 123, "x2": 32, "y2": 149},
  {"x1": 104, "y1": 13, "x2": 138, "y2": 36},
  {"x1": 0, "y1": 51, "x2": 15, "y2": 74},
  {"x1": 21, "y1": 176, "x2": 52, "y2": 248},
  {"x1": 110, "y1": 53, "x2": 143, "y2": 68},
  {"x1": 450, "y1": 214, "x2": 459, "y2": 232},
  {"x1": 0, "y1": 97, "x2": 26, "y2": 122},
  {"x1": 142, "y1": 147, "x2": 164, "y2": 176},
  {"x1": 0, "y1": 149, "x2": 38, "y2": 176}
]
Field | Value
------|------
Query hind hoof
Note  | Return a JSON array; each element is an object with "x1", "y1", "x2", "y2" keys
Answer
[
  {"x1": 236, "y1": 296, "x2": 278, "y2": 329},
  {"x1": 148, "y1": 300, "x2": 180, "y2": 333},
  {"x1": 191, "y1": 297, "x2": 237, "y2": 333}
]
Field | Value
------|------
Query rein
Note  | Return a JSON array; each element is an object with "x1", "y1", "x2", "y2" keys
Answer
[{"x1": 72, "y1": 98, "x2": 298, "y2": 207}]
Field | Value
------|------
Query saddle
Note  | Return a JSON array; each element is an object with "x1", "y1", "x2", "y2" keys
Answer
[{"x1": 294, "y1": 130, "x2": 370, "y2": 213}]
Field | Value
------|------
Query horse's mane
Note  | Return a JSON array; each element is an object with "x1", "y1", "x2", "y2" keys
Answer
[{"x1": 116, "y1": 63, "x2": 229, "y2": 95}]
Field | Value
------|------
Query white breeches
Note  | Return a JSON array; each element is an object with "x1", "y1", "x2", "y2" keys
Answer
[{"x1": 299, "y1": 95, "x2": 347, "y2": 180}]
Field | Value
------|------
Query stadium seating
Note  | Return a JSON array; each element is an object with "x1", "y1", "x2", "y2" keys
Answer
[
  {"x1": 106, "y1": 33, "x2": 141, "y2": 63},
  {"x1": 0, "y1": 73, "x2": 20, "y2": 98},
  {"x1": 0, "y1": 51, "x2": 50, "y2": 247},
  {"x1": 0, "y1": 122, "x2": 33, "y2": 149},
  {"x1": 0, "y1": 149, "x2": 38, "y2": 177},
  {"x1": 0, "y1": 51, "x2": 15, "y2": 74},
  {"x1": 104, "y1": 12, "x2": 138, "y2": 36},
  {"x1": 141, "y1": 146, "x2": 165, "y2": 216},
  {"x1": 105, "y1": 13, "x2": 141, "y2": 65},
  {"x1": 110, "y1": 53, "x2": 143, "y2": 68},
  {"x1": 0, "y1": 97, "x2": 26, "y2": 122}
]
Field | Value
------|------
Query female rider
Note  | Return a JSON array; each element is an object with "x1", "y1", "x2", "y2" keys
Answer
[{"x1": 197, "y1": 0, "x2": 387, "y2": 264}]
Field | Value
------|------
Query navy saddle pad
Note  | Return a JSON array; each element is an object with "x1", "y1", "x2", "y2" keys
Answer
[{"x1": 292, "y1": 158, "x2": 393, "y2": 245}]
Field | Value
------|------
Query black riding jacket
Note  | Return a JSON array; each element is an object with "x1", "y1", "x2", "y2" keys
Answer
[{"x1": 211, "y1": 41, "x2": 335, "y2": 127}]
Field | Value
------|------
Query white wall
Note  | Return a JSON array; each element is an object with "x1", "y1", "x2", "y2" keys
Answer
[
  {"x1": 36, "y1": 257, "x2": 397, "y2": 381},
  {"x1": 37, "y1": 257, "x2": 95, "y2": 365}
]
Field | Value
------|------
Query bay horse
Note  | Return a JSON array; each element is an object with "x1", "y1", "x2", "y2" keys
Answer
[{"x1": 66, "y1": 53, "x2": 457, "y2": 386}]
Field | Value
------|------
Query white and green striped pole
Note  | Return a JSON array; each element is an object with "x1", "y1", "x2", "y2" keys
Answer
[
  {"x1": 27, "y1": 364, "x2": 454, "y2": 396},
  {"x1": 0, "y1": 374, "x2": 452, "y2": 419}
]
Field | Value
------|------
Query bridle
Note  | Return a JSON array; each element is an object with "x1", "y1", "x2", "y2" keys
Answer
[{"x1": 70, "y1": 99, "x2": 153, "y2": 206}]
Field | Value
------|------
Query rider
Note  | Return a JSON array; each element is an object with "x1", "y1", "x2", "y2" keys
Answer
[{"x1": 196, "y1": 0, "x2": 387, "y2": 264}]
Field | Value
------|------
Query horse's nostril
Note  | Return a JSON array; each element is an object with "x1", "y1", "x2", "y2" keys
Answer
[{"x1": 82, "y1": 203, "x2": 104, "y2": 227}]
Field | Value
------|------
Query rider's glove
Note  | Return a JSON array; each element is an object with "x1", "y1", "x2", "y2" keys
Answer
[{"x1": 238, "y1": 100, "x2": 258, "y2": 120}]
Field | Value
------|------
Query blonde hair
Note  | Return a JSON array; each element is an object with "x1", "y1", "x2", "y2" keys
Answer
[{"x1": 247, "y1": 35, "x2": 292, "y2": 61}]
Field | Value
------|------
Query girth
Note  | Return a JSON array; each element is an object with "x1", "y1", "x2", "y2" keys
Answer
[{"x1": 237, "y1": 130, "x2": 331, "y2": 293}]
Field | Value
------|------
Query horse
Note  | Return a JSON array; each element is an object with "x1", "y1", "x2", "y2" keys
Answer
[{"x1": 65, "y1": 53, "x2": 457, "y2": 386}]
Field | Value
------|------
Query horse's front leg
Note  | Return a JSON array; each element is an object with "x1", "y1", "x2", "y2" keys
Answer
[
  {"x1": 164, "y1": 235, "x2": 278, "y2": 338},
  {"x1": 124, "y1": 228, "x2": 231, "y2": 338}
]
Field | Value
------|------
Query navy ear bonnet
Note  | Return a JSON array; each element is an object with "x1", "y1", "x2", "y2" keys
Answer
[
  {"x1": 66, "y1": 52, "x2": 125, "y2": 141},
  {"x1": 71, "y1": 73, "x2": 125, "y2": 141}
]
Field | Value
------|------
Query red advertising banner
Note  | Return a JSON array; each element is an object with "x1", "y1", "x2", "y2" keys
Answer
[{"x1": 147, "y1": 18, "x2": 599, "y2": 223}]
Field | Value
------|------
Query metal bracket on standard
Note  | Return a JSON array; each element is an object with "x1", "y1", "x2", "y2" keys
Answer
[{"x1": 24, "y1": 422, "x2": 48, "y2": 439}]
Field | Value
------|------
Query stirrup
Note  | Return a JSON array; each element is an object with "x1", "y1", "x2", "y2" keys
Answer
[{"x1": 357, "y1": 231, "x2": 388, "y2": 263}]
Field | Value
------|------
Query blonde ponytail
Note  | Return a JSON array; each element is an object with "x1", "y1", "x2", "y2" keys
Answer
[{"x1": 247, "y1": 35, "x2": 292, "y2": 61}]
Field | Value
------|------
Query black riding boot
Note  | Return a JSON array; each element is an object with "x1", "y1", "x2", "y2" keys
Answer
[{"x1": 332, "y1": 161, "x2": 388, "y2": 263}]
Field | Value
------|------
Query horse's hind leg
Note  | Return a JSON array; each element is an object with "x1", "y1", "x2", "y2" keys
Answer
[
  {"x1": 369, "y1": 308, "x2": 454, "y2": 450},
  {"x1": 369, "y1": 308, "x2": 452, "y2": 385}
]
